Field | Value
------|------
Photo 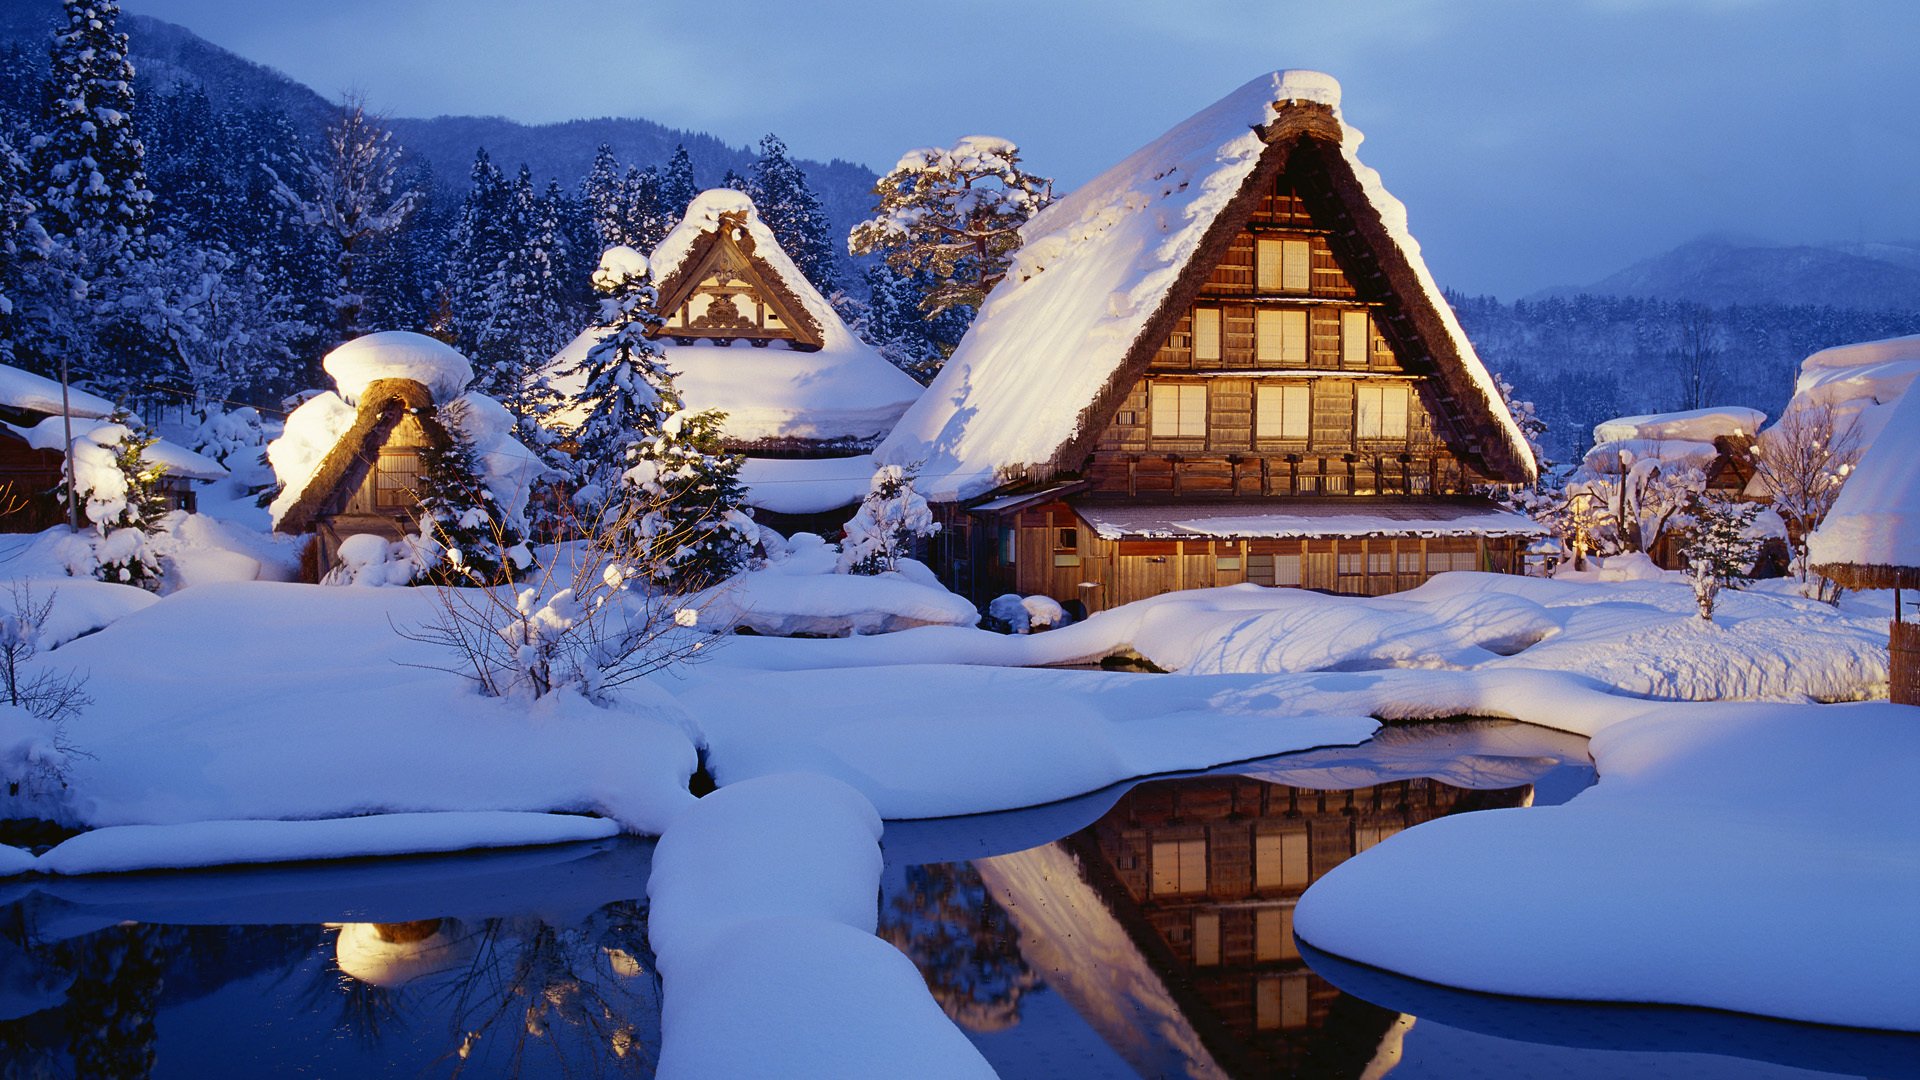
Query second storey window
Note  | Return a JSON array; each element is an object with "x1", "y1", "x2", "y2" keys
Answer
[
  {"x1": 1342, "y1": 310, "x2": 1373, "y2": 368},
  {"x1": 1255, "y1": 308, "x2": 1307, "y2": 365},
  {"x1": 1193, "y1": 307, "x2": 1222, "y2": 363},
  {"x1": 1255, "y1": 384, "x2": 1310, "y2": 440},
  {"x1": 1257, "y1": 237, "x2": 1313, "y2": 292},
  {"x1": 1150, "y1": 382, "x2": 1207, "y2": 438},
  {"x1": 1356, "y1": 384, "x2": 1410, "y2": 439}
]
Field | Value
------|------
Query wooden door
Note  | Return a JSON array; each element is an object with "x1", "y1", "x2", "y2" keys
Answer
[{"x1": 1303, "y1": 552, "x2": 1336, "y2": 591}]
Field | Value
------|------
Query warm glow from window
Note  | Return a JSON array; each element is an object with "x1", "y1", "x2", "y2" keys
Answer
[
  {"x1": 1256, "y1": 383, "x2": 1310, "y2": 439},
  {"x1": 1194, "y1": 307, "x2": 1222, "y2": 362},
  {"x1": 1256, "y1": 309, "x2": 1307, "y2": 365},
  {"x1": 1357, "y1": 384, "x2": 1409, "y2": 439},
  {"x1": 1151, "y1": 383, "x2": 1207, "y2": 438},
  {"x1": 1152, "y1": 838, "x2": 1208, "y2": 895},
  {"x1": 1342, "y1": 310, "x2": 1371, "y2": 367}
]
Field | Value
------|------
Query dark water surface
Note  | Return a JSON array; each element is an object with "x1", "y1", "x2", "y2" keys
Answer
[{"x1": 880, "y1": 720, "x2": 1920, "y2": 1080}]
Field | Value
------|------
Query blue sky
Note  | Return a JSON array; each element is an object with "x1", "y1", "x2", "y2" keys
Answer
[{"x1": 123, "y1": 0, "x2": 1920, "y2": 297}]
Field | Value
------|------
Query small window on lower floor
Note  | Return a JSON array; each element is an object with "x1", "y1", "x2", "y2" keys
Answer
[{"x1": 998, "y1": 528, "x2": 1016, "y2": 566}]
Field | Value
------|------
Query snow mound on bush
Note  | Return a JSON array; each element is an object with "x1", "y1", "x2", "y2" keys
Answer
[{"x1": 691, "y1": 534, "x2": 977, "y2": 637}]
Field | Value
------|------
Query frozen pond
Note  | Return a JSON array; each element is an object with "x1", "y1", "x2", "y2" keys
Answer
[
  {"x1": 881, "y1": 721, "x2": 1920, "y2": 1079},
  {"x1": 0, "y1": 839, "x2": 660, "y2": 1077}
]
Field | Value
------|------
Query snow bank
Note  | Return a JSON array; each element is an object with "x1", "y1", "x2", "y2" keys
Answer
[
  {"x1": 678, "y1": 664, "x2": 1378, "y2": 818},
  {"x1": 649, "y1": 772, "x2": 993, "y2": 1078},
  {"x1": 33, "y1": 811, "x2": 619, "y2": 876},
  {"x1": 1295, "y1": 701, "x2": 1920, "y2": 1030},
  {"x1": 50, "y1": 582, "x2": 699, "y2": 836},
  {"x1": 322, "y1": 330, "x2": 474, "y2": 406},
  {"x1": 879, "y1": 70, "x2": 1530, "y2": 500},
  {"x1": 1807, "y1": 383, "x2": 1920, "y2": 572},
  {"x1": 691, "y1": 535, "x2": 977, "y2": 636},
  {"x1": 737, "y1": 454, "x2": 874, "y2": 516}
]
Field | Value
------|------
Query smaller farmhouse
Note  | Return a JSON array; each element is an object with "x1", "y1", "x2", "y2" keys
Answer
[
  {"x1": 270, "y1": 332, "x2": 539, "y2": 582},
  {"x1": 875, "y1": 70, "x2": 1542, "y2": 611}
]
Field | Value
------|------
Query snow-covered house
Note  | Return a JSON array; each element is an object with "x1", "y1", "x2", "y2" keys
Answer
[
  {"x1": 875, "y1": 71, "x2": 1541, "y2": 611},
  {"x1": 1808, "y1": 387, "x2": 1920, "y2": 705},
  {"x1": 549, "y1": 189, "x2": 923, "y2": 530},
  {"x1": 0, "y1": 363, "x2": 223, "y2": 530},
  {"x1": 269, "y1": 332, "x2": 540, "y2": 581}
]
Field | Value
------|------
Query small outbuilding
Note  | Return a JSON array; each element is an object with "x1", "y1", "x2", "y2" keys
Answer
[{"x1": 1808, "y1": 387, "x2": 1920, "y2": 705}]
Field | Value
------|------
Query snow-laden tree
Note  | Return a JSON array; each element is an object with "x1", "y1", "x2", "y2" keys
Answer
[
  {"x1": 127, "y1": 237, "x2": 309, "y2": 409},
  {"x1": 567, "y1": 245, "x2": 680, "y2": 508},
  {"x1": 33, "y1": 0, "x2": 153, "y2": 266},
  {"x1": 581, "y1": 143, "x2": 625, "y2": 250},
  {"x1": 0, "y1": 584, "x2": 91, "y2": 797},
  {"x1": 849, "y1": 136, "x2": 1052, "y2": 324},
  {"x1": 628, "y1": 409, "x2": 755, "y2": 591},
  {"x1": 1576, "y1": 446, "x2": 1704, "y2": 556},
  {"x1": 60, "y1": 413, "x2": 171, "y2": 589},
  {"x1": 411, "y1": 399, "x2": 533, "y2": 587},
  {"x1": 657, "y1": 145, "x2": 698, "y2": 227},
  {"x1": 843, "y1": 262, "x2": 967, "y2": 384},
  {"x1": 473, "y1": 169, "x2": 573, "y2": 432},
  {"x1": 269, "y1": 93, "x2": 419, "y2": 343},
  {"x1": 748, "y1": 133, "x2": 837, "y2": 293},
  {"x1": 1678, "y1": 492, "x2": 1762, "y2": 621},
  {"x1": 1749, "y1": 401, "x2": 1861, "y2": 588},
  {"x1": 621, "y1": 165, "x2": 672, "y2": 252},
  {"x1": 837, "y1": 463, "x2": 939, "y2": 575},
  {"x1": 440, "y1": 148, "x2": 514, "y2": 356}
]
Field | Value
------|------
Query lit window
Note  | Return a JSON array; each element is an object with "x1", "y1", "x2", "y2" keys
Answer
[
  {"x1": 1194, "y1": 912, "x2": 1221, "y2": 966},
  {"x1": 1152, "y1": 838, "x2": 1208, "y2": 895},
  {"x1": 1254, "y1": 830, "x2": 1310, "y2": 888},
  {"x1": 1256, "y1": 238, "x2": 1315, "y2": 292},
  {"x1": 1256, "y1": 309, "x2": 1307, "y2": 365},
  {"x1": 1193, "y1": 307, "x2": 1222, "y2": 363},
  {"x1": 1342, "y1": 310, "x2": 1372, "y2": 368},
  {"x1": 1368, "y1": 551, "x2": 1394, "y2": 575},
  {"x1": 1337, "y1": 551, "x2": 1366, "y2": 576},
  {"x1": 1272, "y1": 553, "x2": 1302, "y2": 586},
  {"x1": 1283, "y1": 240, "x2": 1312, "y2": 292},
  {"x1": 1356, "y1": 384, "x2": 1409, "y2": 439},
  {"x1": 1150, "y1": 383, "x2": 1207, "y2": 438},
  {"x1": 1255, "y1": 384, "x2": 1310, "y2": 439},
  {"x1": 374, "y1": 449, "x2": 419, "y2": 509}
]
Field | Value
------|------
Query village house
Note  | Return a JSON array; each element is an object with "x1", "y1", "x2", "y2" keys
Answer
[
  {"x1": 875, "y1": 70, "x2": 1542, "y2": 612},
  {"x1": 548, "y1": 189, "x2": 924, "y2": 534}
]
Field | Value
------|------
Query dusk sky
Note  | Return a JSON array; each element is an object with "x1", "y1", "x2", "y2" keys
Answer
[{"x1": 122, "y1": 0, "x2": 1920, "y2": 298}]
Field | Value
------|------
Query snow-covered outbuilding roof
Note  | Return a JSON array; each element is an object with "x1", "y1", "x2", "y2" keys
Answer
[
  {"x1": 1071, "y1": 498, "x2": 1546, "y2": 542},
  {"x1": 1592, "y1": 406, "x2": 1765, "y2": 446},
  {"x1": 324, "y1": 331, "x2": 475, "y2": 406},
  {"x1": 18, "y1": 417, "x2": 228, "y2": 481},
  {"x1": 0, "y1": 364, "x2": 117, "y2": 421},
  {"x1": 546, "y1": 191, "x2": 922, "y2": 447},
  {"x1": 1807, "y1": 385, "x2": 1920, "y2": 589},
  {"x1": 876, "y1": 70, "x2": 1535, "y2": 502}
]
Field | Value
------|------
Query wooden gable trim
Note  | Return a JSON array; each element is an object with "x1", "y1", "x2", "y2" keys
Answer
[
  {"x1": 650, "y1": 213, "x2": 824, "y2": 349},
  {"x1": 274, "y1": 378, "x2": 454, "y2": 535}
]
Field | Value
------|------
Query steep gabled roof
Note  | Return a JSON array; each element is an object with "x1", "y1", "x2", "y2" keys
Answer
[
  {"x1": 876, "y1": 70, "x2": 1536, "y2": 502},
  {"x1": 1808, "y1": 385, "x2": 1920, "y2": 589},
  {"x1": 273, "y1": 378, "x2": 448, "y2": 535},
  {"x1": 650, "y1": 202, "x2": 824, "y2": 348}
]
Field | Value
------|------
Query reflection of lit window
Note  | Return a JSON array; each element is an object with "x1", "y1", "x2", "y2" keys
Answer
[
  {"x1": 1257, "y1": 974, "x2": 1312, "y2": 1030},
  {"x1": 1255, "y1": 830, "x2": 1310, "y2": 889},
  {"x1": 1356, "y1": 824, "x2": 1394, "y2": 851},
  {"x1": 1152, "y1": 838, "x2": 1208, "y2": 895},
  {"x1": 1194, "y1": 912, "x2": 1220, "y2": 966},
  {"x1": 1255, "y1": 907, "x2": 1291, "y2": 962}
]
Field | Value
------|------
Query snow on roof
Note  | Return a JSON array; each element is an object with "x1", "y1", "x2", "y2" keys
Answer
[
  {"x1": 1593, "y1": 406, "x2": 1764, "y2": 445},
  {"x1": 546, "y1": 194, "x2": 921, "y2": 445},
  {"x1": 1781, "y1": 333, "x2": 1920, "y2": 448},
  {"x1": 1578, "y1": 437, "x2": 1720, "y2": 478},
  {"x1": 1070, "y1": 498, "x2": 1546, "y2": 541},
  {"x1": 876, "y1": 70, "x2": 1532, "y2": 502},
  {"x1": 323, "y1": 331, "x2": 475, "y2": 406},
  {"x1": 1807, "y1": 385, "x2": 1920, "y2": 579},
  {"x1": 737, "y1": 455, "x2": 876, "y2": 516},
  {"x1": 19, "y1": 417, "x2": 228, "y2": 481},
  {"x1": 0, "y1": 364, "x2": 117, "y2": 420}
]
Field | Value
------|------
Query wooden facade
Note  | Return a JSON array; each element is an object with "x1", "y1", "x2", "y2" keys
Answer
[
  {"x1": 652, "y1": 213, "x2": 824, "y2": 352},
  {"x1": 1072, "y1": 772, "x2": 1533, "y2": 1075},
  {"x1": 932, "y1": 153, "x2": 1538, "y2": 611}
]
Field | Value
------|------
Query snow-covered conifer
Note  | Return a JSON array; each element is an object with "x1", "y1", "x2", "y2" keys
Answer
[
  {"x1": 749, "y1": 133, "x2": 838, "y2": 294},
  {"x1": 849, "y1": 136, "x2": 1052, "y2": 323},
  {"x1": 412, "y1": 400, "x2": 533, "y2": 586},
  {"x1": 621, "y1": 165, "x2": 671, "y2": 252},
  {"x1": 61, "y1": 413, "x2": 170, "y2": 589},
  {"x1": 567, "y1": 245, "x2": 681, "y2": 507},
  {"x1": 33, "y1": 0, "x2": 153, "y2": 264},
  {"x1": 657, "y1": 145, "x2": 698, "y2": 227},
  {"x1": 837, "y1": 463, "x2": 939, "y2": 575},
  {"x1": 1678, "y1": 492, "x2": 1762, "y2": 621},
  {"x1": 582, "y1": 143, "x2": 625, "y2": 250},
  {"x1": 628, "y1": 409, "x2": 755, "y2": 590}
]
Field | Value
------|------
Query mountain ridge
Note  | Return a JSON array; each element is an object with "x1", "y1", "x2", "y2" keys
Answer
[{"x1": 1527, "y1": 235, "x2": 1920, "y2": 312}]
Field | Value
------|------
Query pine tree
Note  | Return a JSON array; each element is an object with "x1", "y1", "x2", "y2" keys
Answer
[
  {"x1": 657, "y1": 145, "x2": 698, "y2": 228},
  {"x1": 849, "y1": 263, "x2": 965, "y2": 383},
  {"x1": 629, "y1": 409, "x2": 754, "y2": 590},
  {"x1": 566, "y1": 246, "x2": 680, "y2": 507},
  {"x1": 440, "y1": 148, "x2": 513, "y2": 357},
  {"x1": 849, "y1": 136, "x2": 1051, "y2": 324},
  {"x1": 621, "y1": 165, "x2": 670, "y2": 252},
  {"x1": 33, "y1": 0, "x2": 153, "y2": 266},
  {"x1": 1678, "y1": 492, "x2": 1762, "y2": 621},
  {"x1": 748, "y1": 133, "x2": 838, "y2": 294},
  {"x1": 269, "y1": 93, "x2": 419, "y2": 345},
  {"x1": 581, "y1": 142, "x2": 625, "y2": 250},
  {"x1": 720, "y1": 168, "x2": 749, "y2": 194},
  {"x1": 412, "y1": 400, "x2": 533, "y2": 586},
  {"x1": 62, "y1": 412, "x2": 171, "y2": 589},
  {"x1": 837, "y1": 464, "x2": 939, "y2": 575}
]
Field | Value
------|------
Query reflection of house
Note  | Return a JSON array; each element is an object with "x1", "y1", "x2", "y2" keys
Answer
[
  {"x1": 547, "y1": 190, "x2": 923, "y2": 533},
  {"x1": 875, "y1": 71, "x2": 1542, "y2": 612},
  {"x1": 1075, "y1": 774, "x2": 1530, "y2": 1076}
]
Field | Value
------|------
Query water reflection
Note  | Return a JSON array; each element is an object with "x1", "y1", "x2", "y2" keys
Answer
[
  {"x1": 882, "y1": 722, "x2": 1920, "y2": 1079},
  {"x1": 0, "y1": 838, "x2": 659, "y2": 1078}
]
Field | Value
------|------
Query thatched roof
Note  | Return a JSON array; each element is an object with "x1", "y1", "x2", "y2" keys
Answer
[
  {"x1": 876, "y1": 70, "x2": 1536, "y2": 503},
  {"x1": 649, "y1": 190, "x2": 824, "y2": 348},
  {"x1": 273, "y1": 378, "x2": 449, "y2": 535},
  {"x1": 1809, "y1": 380, "x2": 1920, "y2": 590}
]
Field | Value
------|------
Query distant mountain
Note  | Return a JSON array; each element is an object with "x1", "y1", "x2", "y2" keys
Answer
[
  {"x1": 1530, "y1": 235, "x2": 1920, "y2": 312},
  {"x1": 0, "y1": 0, "x2": 879, "y2": 280}
]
